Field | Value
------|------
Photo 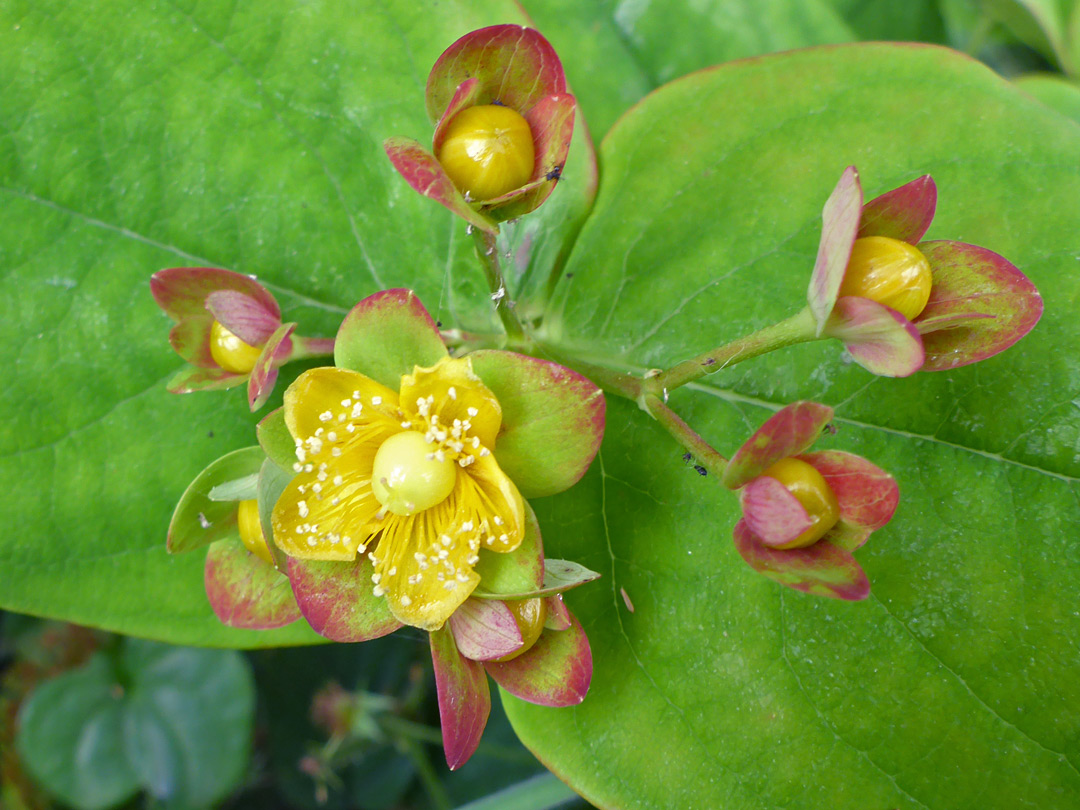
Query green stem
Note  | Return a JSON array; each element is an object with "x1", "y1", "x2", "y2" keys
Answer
[
  {"x1": 643, "y1": 395, "x2": 728, "y2": 478},
  {"x1": 647, "y1": 307, "x2": 817, "y2": 396},
  {"x1": 472, "y1": 228, "x2": 528, "y2": 343},
  {"x1": 289, "y1": 335, "x2": 335, "y2": 360},
  {"x1": 533, "y1": 341, "x2": 645, "y2": 404}
]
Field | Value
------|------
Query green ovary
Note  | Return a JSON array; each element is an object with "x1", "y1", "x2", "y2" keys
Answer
[{"x1": 371, "y1": 431, "x2": 457, "y2": 516}]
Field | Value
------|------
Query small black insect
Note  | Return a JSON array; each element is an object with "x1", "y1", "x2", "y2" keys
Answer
[
  {"x1": 491, "y1": 98, "x2": 505, "y2": 106},
  {"x1": 702, "y1": 358, "x2": 716, "y2": 367},
  {"x1": 546, "y1": 165, "x2": 563, "y2": 181},
  {"x1": 436, "y1": 320, "x2": 443, "y2": 328},
  {"x1": 682, "y1": 452, "x2": 693, "y2": 463},
  {"x1": 694, "y1": 465, "x2": 708, "y2": 477}
]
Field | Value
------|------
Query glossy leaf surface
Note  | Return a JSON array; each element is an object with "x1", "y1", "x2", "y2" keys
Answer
[{"x1": 509, "y1": 42, "x2": 1080, "y2": 810}]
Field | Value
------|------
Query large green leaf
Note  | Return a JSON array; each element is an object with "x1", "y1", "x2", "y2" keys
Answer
[
  {"x1": 0, "y1": 0, "x2": 594, "y2": 646},
  {"x1": 520, "y1": 0, "x2": 855, "y2": 140},
  {"x1": 1015, "y1": 72, "x2": 1080, "y2": 122},
  {"x1": 507, "y1": 43, "x2": 1080, "y2": 809}
]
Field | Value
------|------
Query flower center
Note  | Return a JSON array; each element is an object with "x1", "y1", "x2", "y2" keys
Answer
[
  {"x1": 371, "y1": 430, "x2": 458, "y2": 516},
  {"x1": 209, "y1": 320, "x2": 262, "y2": 374},
  {"x1": 839, "y1": 235, "x2": 933, "y2": 321},
  {"x1": 436, "y1": 104, "x2": 535, "y2": 201},
  {"x1": 762, "y1": 457, "x2": 840, "y2": 549},
  {"x1": 237, "y1": 499, "x2": 275, "y2": 565},
  {"x1": 493, "y1": 598, "x2": 547, "y2": 662}
]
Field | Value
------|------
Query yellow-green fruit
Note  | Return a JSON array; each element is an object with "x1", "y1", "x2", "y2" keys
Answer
[
  {"x1": 371, "y1": 431, "x2": 457, "y2": 516},
  {"x1": 494, "y1": 598, "x2": 547, "y2": 662},
  {"x1": 840, "y1": 235, "x2": 933, "y2": 321},
  {"x1": 761, "y1": 457, "x2": 840, "y2": 549},
  {"x1": 209, "y1": 320, "x2": 262, "y2": 374},
  {"x1": 436, "y1": 105, "x2": 535, "y2": 201},
  {"x1": 237, "y1": 499, "x2": 275, "y2": 565}
]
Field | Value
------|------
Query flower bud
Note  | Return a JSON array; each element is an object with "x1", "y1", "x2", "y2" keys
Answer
[
  {"x1": 437, "y1": 105, "x2": 535, "y2": 201},
  {"x1": 839, "y1": 235, "x2": 932, "y2": 321},
  {"x1": 760, "y1": 457, "x2": 839, "y2": 549},
  {"x1": 493, "y1": 597, "x2": 546, "y2": 661},
  {"x1": 237, "y1": 499, "x2": 275, "y2": 565},
  {"x1": 209, "y1": 320, "x2": 263, "y2": 374}
]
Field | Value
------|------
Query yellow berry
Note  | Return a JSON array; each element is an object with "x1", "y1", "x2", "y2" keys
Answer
[
  {"x1": 436, "y1": 105, "x2": 535, "y2": 201},
  {"x1": 493, "y1": 598, "x2": 547, "y2": 662},
  {"x1": 371, "y1": 431, "x2": 457, "y2": 516},
  {"x1": 761, "y1": 457, "x2": 840, "y2": 549},
  {"x1": 209, "y1": 320, "x2": 262, "y2": 374},
  {"x1": 839, "y1": 236, "x2": 933, "y2": 321},
  {"x1": 237, "y1": 499, "x2": 275, "y2": 565}
]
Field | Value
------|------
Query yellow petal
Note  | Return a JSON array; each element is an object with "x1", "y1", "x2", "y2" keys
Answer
[
  {"x1": 399, "y1": 356, "x2": 501, "y2": 450},
  {"x1": 464, "y1": 452, "x2": 525, "y2": 555},
  {"x1": 284, "y1": 367, "x2": 400, "y2": 446},
  {"x1": 372, "y1": 485, "x2": 478, "y2": 630},
  {"x1": 275, "y1": 367, "x2": 401, "y2": 561},
  {"x1": 272, "y1": 439, "x2": 385, "y2": 560}
]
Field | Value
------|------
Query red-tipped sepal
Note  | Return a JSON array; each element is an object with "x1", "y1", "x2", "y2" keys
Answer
[
  {"x1": 739, "y1": 476, "x2": 814, "y2": 548},
  {"x1": 449, "y1": 598, "x2": 524, "y2": 662},
  {"x1": 859, "y1": 175, "x2": 937, "y2": 243},
  {"x1": 166, "y1": 365, "x2": 245, "y2": 394},
  {"x1": 723, "y1": 402, "x2": 834, "y2": 490},
  {"x1": 425, "y1": 25, "x2": 566, "y2": 123},
  {"x1": 915, "y1": 241, "x2": 1043, "y2": 370},
  {"x1": 248, "y1": 322, "x2": 295, "y2": 412},
  {"x1": 468, "y1": 350, "x2": 604, "y2": 499},
  {"x1": 733, "y1": 520, "x2": 870, "y2": 601},
  {"x1": 430, "y1": 625, "x2": 491, "y2": 770},
  {"x1": 485, "y1": 611, "x2": 592, "y2": 707},
  {"x1": 151, "y1": 267, "x2": 280, "y2": 324},
  {"x1": 824, "y1": 296, "x2": 926, "y2": 377},
  {"x1": 802, "y1": 450, "x2": 899, "y2": 550},
  {"x1": 287, "y1": 557, "x2": 401, "y2": 642},
  {"x1": 334, "y1": 288, "x2": 448, "y2": 388},
  {"x1": 204, "y1": 539, "x2": 302, "y2": 629},
  {"x1": 808, "y1": 166, "x2": 862, "y2": 333},
  {"x1": 383, "y1": 137, "x2": 499, "y2": 234}
]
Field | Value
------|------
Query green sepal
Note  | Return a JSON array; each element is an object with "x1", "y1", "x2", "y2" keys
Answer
[
  {"x1": 470, "y1": 350, "x2": 604, "y2": 498},
  {"x1": 167, "y1": 447, "x2": 265, "y2": 554},
  {"x1": 207, "y1": 474, "x2": 259, "y2": 502},
  {"x1": 257, "y1": 457, "x2": 293, "y2": 572},
  {"x1": 334, "y1": 289, "x2": 447, "y2": 388},
  {"x1": 473, "y1": 559, "x2": 600, "y2": 600},
  {"x1": 473, "y1": 501, "x2": 543, "y2": 597},
  {"x1": 257, "y1": 406, "x2": 295, "y2": 471}
]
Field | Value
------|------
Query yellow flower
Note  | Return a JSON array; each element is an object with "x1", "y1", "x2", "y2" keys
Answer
[{"x1": 272, "y1": 356, "x2": 525, "y2": 631}]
